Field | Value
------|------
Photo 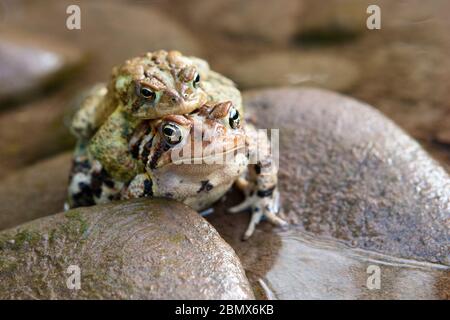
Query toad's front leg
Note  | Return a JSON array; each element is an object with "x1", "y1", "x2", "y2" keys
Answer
[
  {"x1": 121, "y1": 173, "x2": 155, "y2": 199},
  {"x1": 229, "y1": 158, "x2": 288, "y2": 240}
]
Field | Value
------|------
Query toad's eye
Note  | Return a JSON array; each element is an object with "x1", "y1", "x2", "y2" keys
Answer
[
  {"x1": 162, "y1": 123, "x2": 183, "y2": 145},
  {"x1": 229, "y1": 107, "x2": 240, "y2": 129},
  {"x1": 140, "y1": 86, "x2": 156, "y2": 100},
  {"x1": 193, "y1": 73, "x2": 200, "y2": 88}
]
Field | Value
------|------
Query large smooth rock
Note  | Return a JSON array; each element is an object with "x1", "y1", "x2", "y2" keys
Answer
[
  {"x1": 206, "y1": 88, "x2": 450, "y2": 299},
  {"x1": 243, "y1": 88, "x2": 449, "y2": 266},
  {"x1": 0, "y1": 199, "x2": 254, "y2": 299},
  {"x1": 226, "y1": 52, "x2": 359, "y2": 92},
  {"x1": 0, "y1": 152, "x2": 71, "y2": 231}
]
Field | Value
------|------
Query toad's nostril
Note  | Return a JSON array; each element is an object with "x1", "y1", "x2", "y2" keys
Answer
[{"x1": 165, "y1": 88, "x2": 181, "y2": 103}]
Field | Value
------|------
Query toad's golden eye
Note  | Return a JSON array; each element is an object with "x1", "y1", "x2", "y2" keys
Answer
[
  {"x1": 140, "y1": 87, "x2": 155, "y2": 99},
  {"x1": 193, "y1": 73, "x2": 200, "y2": 88},
  {"x1": 229, "y1": 107, "x2": 240, "y2": 129},
  {"x1": 162, "y1": 123, "x2": 183, "y2": 145},
  {"x1": 136, "y1": 82, "x2": 156, "y2": 101}
]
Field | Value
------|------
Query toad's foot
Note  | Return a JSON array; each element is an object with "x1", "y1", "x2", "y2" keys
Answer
[{"x1": 229, "y1": 187, "x2": 288, "y2": 240}]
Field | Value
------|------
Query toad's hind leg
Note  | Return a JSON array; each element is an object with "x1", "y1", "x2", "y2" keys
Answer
[
  {"x1": 67, "y1": 155, "x2": 97, "y2": 209},
  {"x1": 67, "y1": 144, "x2": 123, "y2": 209},
  {"x1": 229, "y1": 124, "x2": 288, "y2": 239},
  {"x1": 229, "y1": 159, "x2": 288, "y2": 240}
]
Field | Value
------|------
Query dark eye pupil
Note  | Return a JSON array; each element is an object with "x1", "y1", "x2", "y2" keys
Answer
[
  {"x1": 229, "y1": 108, "x2": 240, "y2": 128},
  {"x1": 141, "y1": 87, "x2": 154, "y2": 99},
  {"x1": 193, "y1": 74, "x2": 200, "y2": 87},
  {"x1": 163, "y1": 127, "x2": 174, "y2": 136}
]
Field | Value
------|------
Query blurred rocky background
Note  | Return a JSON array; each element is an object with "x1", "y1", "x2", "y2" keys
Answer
[
  {"x1": 0, "y1": 0, "x2": 448, "y2": 299},
  {"x1": 1, "y1": 0, "x2": 449, "y2": 175}
]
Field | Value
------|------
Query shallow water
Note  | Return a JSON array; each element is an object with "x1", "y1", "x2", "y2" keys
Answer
[{"x1": 259, "y1": 228, "x2": 449, "y2": 300}]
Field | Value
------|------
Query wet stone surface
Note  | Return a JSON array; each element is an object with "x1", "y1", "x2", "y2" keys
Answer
[
  {"x1": 259, "y1": 230, "x2": 449, "y2": 300},
  {"x1": 206, "y1": 88, "x2": 450, "y2": 299},
  {"x1": 241, "y1": 88, "x2": 449, "y2": 266},
  {"x1": 0, "y1": 198, "x2": 254, "y2": 299}
]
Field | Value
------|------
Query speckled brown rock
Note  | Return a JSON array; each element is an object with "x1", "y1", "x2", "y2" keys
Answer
[
  {"x1": 0, "y1": 152, "x2": 71, "y2": 231},
  {"x1": 0, "y1": 198, "x2": 254, "y2": 299},
  {"x1": 226, "y1": 52, "x2": 359, "y2": 92},
  {"x1": 240, "y1": 88, "x2": 450, "y2": 266}
]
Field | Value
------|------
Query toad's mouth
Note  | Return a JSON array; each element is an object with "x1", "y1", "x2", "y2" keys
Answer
[
  {"x1": 154, "y1": 144, "x2": 247, "y2": 168},
  {"x1": 173, "y1": 146, "x2": 247, "y2": 165}
]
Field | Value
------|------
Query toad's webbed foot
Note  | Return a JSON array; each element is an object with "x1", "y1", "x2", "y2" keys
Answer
[
  {"x1": 229, "y1": 159, "x2": 288, "y2": 240},
  {"x1": 230, "y1": 187, "x2": 287, "y2": 240}
]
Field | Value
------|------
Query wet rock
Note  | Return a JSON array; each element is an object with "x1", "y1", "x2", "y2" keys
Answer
[
  {"x1": 208, "y1": 207, "x2": 449, "y2": 299},
  {"x1": 0, "y1": 92, "x2": 75, "y2": 178},
  {"x1": 226, "y1": 52, "x2": 359, "y2": 91},
  {"x1": 207, "y1": 87, "x2": 449, "y2": 299},
  {"x1": 159, "y1": 0, "x2": 302, "y2": 44},
  {"x1": 1, "y1": 0, "x2": 202, "y2": 81},
  {"x1": 206, "y1": 194, "x2": 282, "y2": 299},
  {"x1": 0, "y1": 32, "x2": 84, "y2": 106},
  {"x1": 242, "y1": 88, "x2": 449, "y2": 266},
  {"x1": 0, "y1": 198, "x2": 254, "y2": 299},
  {"x1": 0, "y1": 152, "x2": 71, "y2": 231}
]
